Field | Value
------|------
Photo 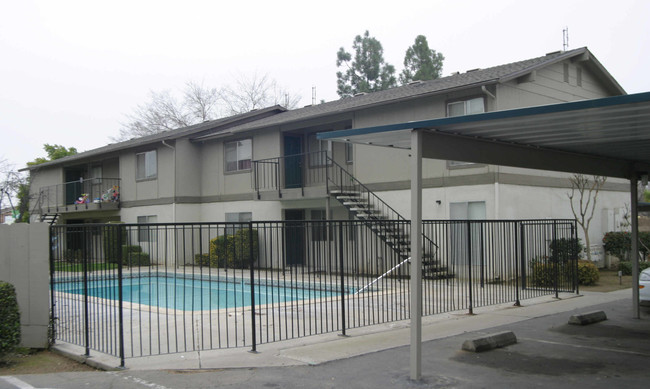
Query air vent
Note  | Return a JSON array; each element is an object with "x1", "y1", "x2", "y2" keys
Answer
[
  {"x1": 465, "y1": 68, "x2": 480, "y2": 73},
  {"x1": 353, "y1": 92, "x2": 367, "y2": 97},
  {"x1": 407, "y1": 80, "x2": 423, "y2": 85}
]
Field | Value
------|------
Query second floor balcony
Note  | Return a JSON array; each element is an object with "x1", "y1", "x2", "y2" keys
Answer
[{"x1": 35, "y1": 178, "x2": 121, "y2": 215}]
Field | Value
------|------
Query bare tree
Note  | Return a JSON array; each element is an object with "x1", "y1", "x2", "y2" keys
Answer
[
  {"x1": 0, "y1": 158, "x2": 26, "y2": 215},
  {"x1": 567, "y1": 174, "x2": 607, "y2": 261},
  {"x1": 115, "y1": 75, "x2": 301, "y2": 141}
]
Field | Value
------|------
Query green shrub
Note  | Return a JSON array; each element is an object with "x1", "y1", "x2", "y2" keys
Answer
[
  {"x1": 531, "y1": 257, "x2": 575, "y2": 288},
  {"x1": 617, "y1": 260, "x2": 650, "y2": 276},
  {"x1": 0, "y1": 282, "x2": 21, "y2": 359},
  {"x1": 122, "y1": 245, "x2": 149, "y2": 267},
  {"x1": 103, "y1": 224, "x2": 126, "y2": 264},
  {"x1": 194, "y1": 253, "x2": 210, "y2": 267},
  {"x1": 603, "y1": 231, "x2": 650, "y2": 259},
  {"x1": 577, "y1": 260, "x2": 599, "y2": 286},
  {"x1": 551, "y1": 237, "x2": 584, "y2": 262},
  {"x1": 63, "y1": 248, "x2": 83, "y2": 263},
  {"x1": 208, "y1": 229, "x2": 258, "y2": 269}
]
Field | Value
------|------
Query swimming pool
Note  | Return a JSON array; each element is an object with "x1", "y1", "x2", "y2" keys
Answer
[{"x1": 55, "y1": 273, "x2": 346, "y2": 311}]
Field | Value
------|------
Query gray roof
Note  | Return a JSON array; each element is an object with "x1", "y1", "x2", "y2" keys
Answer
[
  {"x1": 24, "y1": 105, "x2": 286, "y2": 171},
  {"x1": 193, "y1": 47, "x2": 624, "y2": 141},
  {"x1": 26, "y1": 47, "x2": 623, "y2": 170}
]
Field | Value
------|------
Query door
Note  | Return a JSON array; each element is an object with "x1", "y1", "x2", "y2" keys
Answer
[
  {"x1": 284, "y1": 209, "x2": 305, "y2": 266},
  {"x1": 65, "y1": 169, "x2": 83, "y2": 205},
  {"x1": 284, "y1": 135, "x2": 303, "y2": 189}
]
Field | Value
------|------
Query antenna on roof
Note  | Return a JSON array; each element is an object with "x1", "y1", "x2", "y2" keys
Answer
[
  {"x1": 312, "y1": 86, "x2": 316, "y2": 105},
  {"x1": 563, "y1": 27, "x2": 569, "y2": 51}
]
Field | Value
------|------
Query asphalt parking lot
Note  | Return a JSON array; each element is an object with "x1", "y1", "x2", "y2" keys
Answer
[{"x1": 2, "y1": 289, "x2": 649, "y2": 388}]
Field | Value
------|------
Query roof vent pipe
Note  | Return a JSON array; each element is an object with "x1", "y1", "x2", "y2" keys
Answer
[{"x1": 481, "y1": 85, "x2": 496, "y2": 100}]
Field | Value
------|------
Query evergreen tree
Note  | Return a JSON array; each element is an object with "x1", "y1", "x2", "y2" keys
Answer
[
  {"x1": 336, "y1": 31, "x2": 396, "y2": 98},
  {"x1": 400, "y1": 35, "x2": 444, "y2": 84}
]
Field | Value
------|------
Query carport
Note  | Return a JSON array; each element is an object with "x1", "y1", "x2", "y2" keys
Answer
[{"x1": 319, "y1": 91, "x2": 650, "y2": 380}]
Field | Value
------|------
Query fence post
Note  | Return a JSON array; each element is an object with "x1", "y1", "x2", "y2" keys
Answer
[
  {"x1": 117, "y1": 225, "x2": 125, "y2": 368},
  {"x1": 81, "y1": 226, "x2": 90, "y2": 357},
  {"x1": 49, "y1": 226, "x2": 57, "y2": 344},
  {"x1": 467, "y1": 221, "x2": 473, "y2": 315},
  {"x1": 553, "y1": 220, "x2": 559, "y2": 299},
  {"x1": 573, "y1": 222, "x2": 579, "y2": 295},
  {"x1": 514, "y1": 222, "x2": 521, "y2": 306},
  {"x1": 249, "y1": 222, "x2": 257, "y2": 352},
  {"x1": 339, "y1": 222, "x2": 347, "y2": 337}
]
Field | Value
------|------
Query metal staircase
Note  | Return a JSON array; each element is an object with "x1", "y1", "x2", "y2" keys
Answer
[{"x1": 326, "y1": 157, "x2": 453, "y2": 282}]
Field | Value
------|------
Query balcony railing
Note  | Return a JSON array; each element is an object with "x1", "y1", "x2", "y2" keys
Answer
[
  {"x1": 252, "y1": 151, "x2": 329, "y2": 198},
  {"x1": 35, "y1": 178, "x2": 121, "y2": 214}
]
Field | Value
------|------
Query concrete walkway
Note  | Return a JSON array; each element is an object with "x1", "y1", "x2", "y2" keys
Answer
[{"x1": 3, "y1": 289, "x2": 650, "y2": 388}]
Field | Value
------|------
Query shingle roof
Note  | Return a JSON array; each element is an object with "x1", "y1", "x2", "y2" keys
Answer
[
  {"x1": 193, "y1": 47, "x2": 623, "y2": 140},
  {"x1": 26, "y1": 47, "x2": 623, "y2": 170}
]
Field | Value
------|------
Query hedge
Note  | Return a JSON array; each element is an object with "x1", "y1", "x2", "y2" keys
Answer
[
  {"x1": 0, "y1": 282, "x2": 21, "y2": 358},
  {"x1": 195, "y1": 229, "x2": 258, "y2": 269},
  {"x1": 603, "y1": 231, "x2": 650, "y2": 259},
  {"x1": 617, "y1": 260, "x2": 650, "y2": 276}
]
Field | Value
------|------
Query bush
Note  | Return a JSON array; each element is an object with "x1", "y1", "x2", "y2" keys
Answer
[
  {"x1": 617, "y1": 260, "x2": 650, "y2": 276},
  {"x1": 103, "y1": 223, "x2": 126, "y2": 264},
  {"x1": 577, "y1": 260, "x2": 599, "y2": 286},
  {"x1": 208, "y1": 229, "x2": 259, "y2": 269},
  {"x1": 63, "y1": 248, "x2": 83, "y2": 263},
  {"x1": 603, "y1": 231, "x2": 650, "y2": 259},
  {"x1": 122, "y1": 245, "x2": 150, "y2": 267},
  {"x1": 531, "y1": 257, "x2": 575, "y2": 288},
  {"x1": 194, "y1": 253, "x2": 210, "y2": 267},
  {"x1": 0, "y1": 282, "x2": 21, "y2": 359},
  {"x1": 551, "y1": 237, "x2": 584, "y2": 262}
]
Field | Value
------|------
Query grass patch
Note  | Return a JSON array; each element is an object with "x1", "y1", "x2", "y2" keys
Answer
[
  {"x1": 0, "y1": 348, "x2": 95, "y2": 375},
  {"x1": 580, "y1": 269, "x2": 633, "y2": 292},
  {"x1": 54, "y1": 262, "x2": 119, "y2": 272}
]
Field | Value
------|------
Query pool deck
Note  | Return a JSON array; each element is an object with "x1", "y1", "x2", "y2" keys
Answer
[{"x1": 51, "y1": 288, "x2": 629, "y2": 372}]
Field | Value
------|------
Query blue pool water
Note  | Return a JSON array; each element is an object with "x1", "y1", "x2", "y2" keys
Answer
[{"x1": 56, "y1": 274, "x2": 343, "y2": 311}]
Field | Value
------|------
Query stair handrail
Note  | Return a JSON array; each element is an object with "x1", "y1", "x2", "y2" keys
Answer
[{"x1": 326, "y1": 155, "x2": 439, "y2": 258}]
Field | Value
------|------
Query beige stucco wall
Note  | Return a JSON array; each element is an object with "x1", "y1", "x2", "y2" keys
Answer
[{"x1": 0, "y1": 223, "x2": 49, "y2": 348}]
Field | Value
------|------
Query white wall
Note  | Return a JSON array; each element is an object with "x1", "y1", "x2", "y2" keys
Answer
[{"x1": 0, "y1": 223, "x2": 49, "y2": 348}]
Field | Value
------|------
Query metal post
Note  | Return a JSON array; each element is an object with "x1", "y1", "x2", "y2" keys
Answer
[
  {"x1": 467, "y1": 221, "x2": 473, "y2": 315},
  {"x1": 631, "y1": 176, "x2": 640, "y2": 318},
  {"x1": 409, "y1": 129, "x2": 423, "y2": 381},
  {"x1": 553, "y1": 220, "x2": 559, "y2": 299},
  {"x1": 514, "y1": 223, "x2": 521, "y2": 306},
  {"x1": 82, "y1": 226, "x2": 90, "y2": 357},
  {"x1": 339, "y1": 222, "x2": 347, "y2": 336},
  {"x1": 49, "y1": 226, "x2": 56, "y2": 344},
  {"x1": 117, "y1": 225, "x2": 125, "y2": 368},
  {"x1": 573, "y1": 222, "x2": 579, "y2": 295},
  {"x1": 249, "y1": 222, "x2": 257, "y2": 352}
]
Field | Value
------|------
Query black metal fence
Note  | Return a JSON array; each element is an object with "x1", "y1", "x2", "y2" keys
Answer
[{"x1": 50, "y1": 219, "x2": 578, "y2": 367}]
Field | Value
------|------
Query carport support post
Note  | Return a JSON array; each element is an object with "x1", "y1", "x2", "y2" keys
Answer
[
  {"x1": 410, "y1": 129, "x2": 423, "y2": 381},
  {"x1": 631, "y1": 176, "x2": 640, "y2": 319}
]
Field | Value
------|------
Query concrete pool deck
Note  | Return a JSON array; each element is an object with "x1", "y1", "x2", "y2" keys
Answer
[{"x1": 52, "y1": 289, "x2": 631, "y2": 372}]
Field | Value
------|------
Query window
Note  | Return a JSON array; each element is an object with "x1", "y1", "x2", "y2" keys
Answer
[
  {"x1": 345, "y1": 143, "x2": 354, "y2": 164},
  {"x1": 136, "y1": 150, "x2": 157, "y2": 180},
  {"x1": 563, "y1": 63, "x2": 570, "y2": 83},
  {"x1": 447, "y1": 97, "x2": 485, "y2": 167},
  {"x1": 447, "y1": 97, "x2": 485, "y2": 117},
  {"x1": 308, "y1": 134, "x2": 331, "y2": 167},
  {"x1": 137, "y1": 215, "x2": 157, "y2": 242},
  {"x1": 225, "y1": 139, "x2": 252, "y2": 172},
  {"x1": 225, "y1": 212, "x2": 252, "y2": 234},
  {"x1": 576, "y1": 67, "x2": 582, "y2": 87}
]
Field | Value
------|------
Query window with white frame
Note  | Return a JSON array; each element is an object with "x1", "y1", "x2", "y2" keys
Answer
[
  {"x1": 225, "y1": 212, "x2": 252, "y2": 234},
  {"x1": 225, "y1": 139, "x2": 252, "y2": 172},
  {"x1": 136, "y1": 150, "x2": 157, "y2": 180},
  {"x1": 447, "y1": 97, "x2": 485, "y2": 117},
  {"x1": 447, "y1": 97, "x2": 485, "y2": 167},
  {"x1": 137, "y1": 215, "x2": 157, "y2": 242},
  {"x1": 345, "y1": 142, "x2": 354, "y2": 164},
  {"x1": 308, "y1": 134, "x2": 331, "y2": 167}
]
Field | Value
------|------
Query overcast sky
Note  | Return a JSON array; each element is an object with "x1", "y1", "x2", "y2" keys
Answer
[{"x1": 1, "y1": 0, "x2": 649, "y2": 169}]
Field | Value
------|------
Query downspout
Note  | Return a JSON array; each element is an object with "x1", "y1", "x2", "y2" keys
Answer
[
  {"x1": 481, "y1": 85, "x2": 496, "y2": 100},
  {"x1": 161, "y1": 140, "x2": 176, "y2": 223}
]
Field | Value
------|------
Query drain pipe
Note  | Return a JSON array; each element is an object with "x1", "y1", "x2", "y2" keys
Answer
[{"x1": 481, "y1": 85, "x2": 496, "y2": 100}]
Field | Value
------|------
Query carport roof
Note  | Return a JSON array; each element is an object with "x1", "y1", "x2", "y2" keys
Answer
[{"x1": 318, "y1": 92, "x2": 650, "y2": 179}]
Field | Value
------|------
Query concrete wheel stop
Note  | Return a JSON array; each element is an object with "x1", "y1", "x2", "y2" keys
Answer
[
  {"x1": 568, "y1": 310, "x2": 607, "y2": 325},
  {"x1": 461, "y1": 331, "x2": 517, "y2": 352}
]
